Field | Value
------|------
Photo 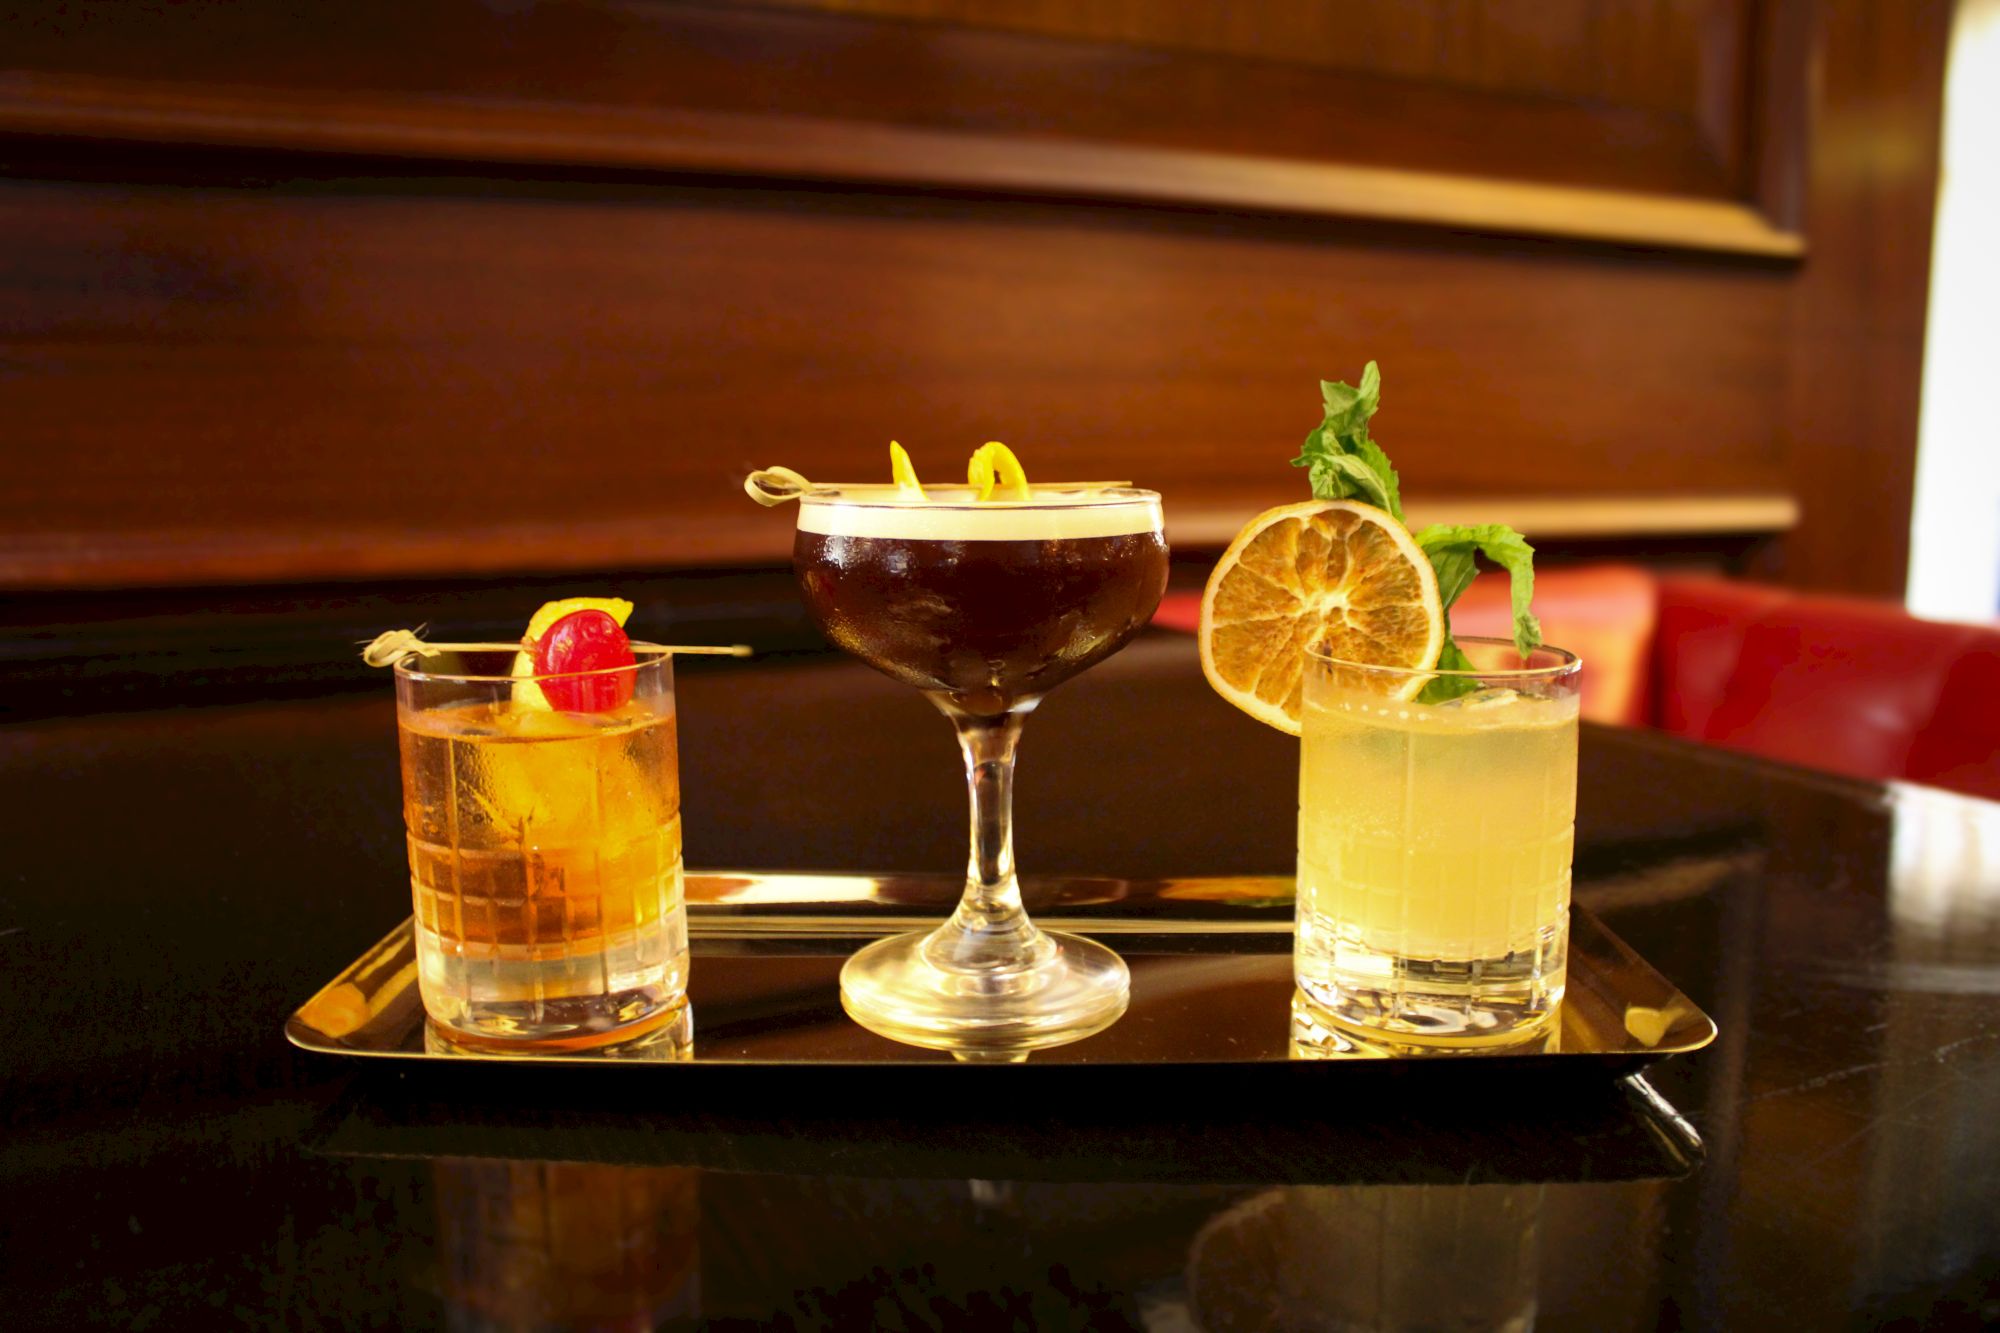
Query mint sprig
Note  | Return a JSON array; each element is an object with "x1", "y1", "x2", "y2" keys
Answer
[
  {"x1": 1294, "y1": 364, "x2": 1541, "y2": 703},
  {"x1": 1411, "y1": 524, "x2": 1541, "y2": 703},
  {"x1": 1415, "y1": 524, "x2": 1541, "y2": 656},
  {"x1": 1291, "y1": 361, "x2": 1402, "y2": 520}
]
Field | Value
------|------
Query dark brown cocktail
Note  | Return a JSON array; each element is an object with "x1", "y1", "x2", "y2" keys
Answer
[
  {"x1": 796, "y1": 505, "x2": 1167, "y2": 716},
  {"x1": 785, "y1": 483, "x2": 1166, "y2": 1053}
]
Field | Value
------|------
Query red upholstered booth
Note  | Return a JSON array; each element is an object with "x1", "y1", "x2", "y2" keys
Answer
[
  {"x1": 1152, "y1": 568, "x2": 2000, "y2": 802},
  {"x1": 1648, "y1": 575, "x2": 2000, "y2": 800}
]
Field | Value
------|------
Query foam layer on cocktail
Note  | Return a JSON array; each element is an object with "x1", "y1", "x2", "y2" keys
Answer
[{"x1": 798, "y1": 488, "x2": 1161, "y2": 541}]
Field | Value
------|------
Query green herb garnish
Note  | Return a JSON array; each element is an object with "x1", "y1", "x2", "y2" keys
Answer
[
  {"x1": 1290, "y1": 361, "x2": 1402, "y2": 520},
  {"x1": 1293, "y1": 362, "x2": 1542, "y2": 703}
]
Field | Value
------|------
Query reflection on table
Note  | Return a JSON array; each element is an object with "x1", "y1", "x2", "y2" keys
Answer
[{"x1": 430, "y1": 1159, "x2": 698, "y2": 1332}]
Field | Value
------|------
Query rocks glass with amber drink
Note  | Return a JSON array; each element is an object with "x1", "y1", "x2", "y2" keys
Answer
[
  {"x1": 394, "y1": 645, "x2": 688, "y2": 1048},
  {"x1": 791, "y1": 480, "x2": 1167, "y2": 1051}
]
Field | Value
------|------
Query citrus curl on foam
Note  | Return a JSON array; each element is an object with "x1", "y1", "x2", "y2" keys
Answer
[
  {"x1": 747, "y1": 443, "x2": 1133, "y2": 510},
  {"x1": 967, "y1": 442, "x2": 1029, "y2": 501}
]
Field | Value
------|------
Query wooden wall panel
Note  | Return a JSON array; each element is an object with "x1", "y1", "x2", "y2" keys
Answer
[
  {"x1": 0, "y1": 0, "x2": 1783, "y2": 241},
  {"x1": 0, "y1": 0, "x2": 1951, "y2": 602},
  {"x1": 0, "y1": 170, "x2": 1785, "y2": 588},
  {"x1": 751, "y1": 0, "x2": 1730, "y2": 120},
  {"x1": 1754, "y1": 0, "x2": 1951, "y2": 596}
]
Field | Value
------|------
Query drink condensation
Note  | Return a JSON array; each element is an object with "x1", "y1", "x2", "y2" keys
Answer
[
  {"x1": 1296, "y1": 667, "x2": 1579, "y2": 1040},
  {"x1": 399, "y1": 692, "x2": 688, "y2": 1044}
]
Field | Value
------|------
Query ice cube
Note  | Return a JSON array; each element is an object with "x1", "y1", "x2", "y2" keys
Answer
[{"x1": 1437, "y1": 686, "x2": 1521, "y2": 710}]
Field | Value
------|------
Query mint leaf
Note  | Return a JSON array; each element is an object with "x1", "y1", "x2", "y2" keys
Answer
[
  {"x1": 1346, "y1": 435, "x2": 1402, "y2": 519},
  {"x1": 1320, "y1": 359, "x2": 1381, "y2": 437},
  {"x1": 1417, "y1": 633, "x2": 1482, "y2": 705},
  {"x1": 1414, "y1": 523, "x2": 1543, "y2": 656},
  {"x1": 1412, "y1": 525, "x2": 1541, "y2": 705},
  {"x1": 1290, "y1": 360, "x2": 1402, "y2": 521},
  {"x1": 1317, "y1": 452, "x2": 1396, "y2": 513},
  {"x1": 1432, "y1": 637, "x2": 1478, "y2": 673},
  {"x1": 1421, "y1": 541, "x2": 1480, "y2": 610}
]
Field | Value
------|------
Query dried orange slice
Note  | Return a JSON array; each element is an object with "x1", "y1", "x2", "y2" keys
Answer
[{"x1": 1198, "y1": 500, "x2": 1444, "y2": 732}]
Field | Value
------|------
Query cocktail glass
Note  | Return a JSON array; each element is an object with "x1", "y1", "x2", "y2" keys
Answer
[
  {"x1": 792, "y1": 485, "x2": 1168, "y2": 1050},
  {"x1": 394, "y1": 646, "x2": 689, "y2": 1048},
  {"x1": 1296, "y1": 637, "x2": 1581, "y2": 1042}
]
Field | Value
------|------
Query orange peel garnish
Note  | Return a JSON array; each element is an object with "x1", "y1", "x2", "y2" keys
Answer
[
  {"x1": 968, "y1": 441, "x2": 1030, "y2": 501},
  {"x1": 889, "y1": 441, "x2": 927, "y2": 499}
]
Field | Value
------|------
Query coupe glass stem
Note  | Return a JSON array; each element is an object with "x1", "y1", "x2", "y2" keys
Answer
[{"x1": 922, "y1": 701, "x2": 1055, "y2": 974}]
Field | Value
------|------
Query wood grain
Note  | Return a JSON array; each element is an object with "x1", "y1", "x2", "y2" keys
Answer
[
  {"x1": 0, "y1": 0, "x2": 1950, "y2": 601},
  {"x1": 1754, "y1": 0, "x2": 1951, "y2": 595},
  {"x1": 745, "y1": 0, "x2": 1719, "y2": 118},
  {"x1": 0, "y1": 75, "x2": 1799, "y2": 258},
  {"x1": 0, "y1": 0, "x2": 1771, "y2": 236},
  {"x1": 0, "y1": 171, "x2": 1789, "y2": 589}
]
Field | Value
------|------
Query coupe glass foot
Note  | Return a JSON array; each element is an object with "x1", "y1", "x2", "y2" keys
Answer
[{"x1": 839, "y1": 928, "x2": 1129, "y2": 1054}]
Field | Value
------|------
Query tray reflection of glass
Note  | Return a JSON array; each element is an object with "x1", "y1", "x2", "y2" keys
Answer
[
  {"x1": 793, "y1": 484, "x2": 1167, "y2": 1050},
  {"x1": 1297, "y1": 638, "x2": 1581, "y2": 1042},
  {"x1": 395, "y1": 648, "x2": 688, "y2": 1046},
  {"x1": 1188, "y1": 1182, "x2": 1544, "y2": 1332},
  {"x1": 432, "y1": 1159, "x2": 699, "y2": 1327}
]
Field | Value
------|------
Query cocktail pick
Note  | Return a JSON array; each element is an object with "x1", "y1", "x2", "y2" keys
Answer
[
  {"x1": 744, "y1": 466, "x2": 813, "y2": 506},
  {"x1": 744, "y1": 462, "x2": 1134, "y2": 505},
  {"x1": 361, "y1": 629, "x2": 752, "y2": 668}
]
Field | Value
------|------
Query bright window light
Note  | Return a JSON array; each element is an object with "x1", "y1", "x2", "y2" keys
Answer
[{"x1": 1908, "y1": 0, "x2": 2000, "y2": 622}]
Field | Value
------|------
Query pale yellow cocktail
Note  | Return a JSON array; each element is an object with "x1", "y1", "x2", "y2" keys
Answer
[{"x1": 1295, "y1": 639, "x2": 1580, "y2": 1040}]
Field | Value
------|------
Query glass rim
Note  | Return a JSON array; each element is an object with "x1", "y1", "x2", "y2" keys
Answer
[
  {"x1": 1305, "y1": 635, "x2": 1581, "y2": 680},
  {"x1": 796, "y1": 485, "x2": 1160, "y2": 510},
  {"x1": 392, "y1": 642, "x2": 674, "y2": 686}
]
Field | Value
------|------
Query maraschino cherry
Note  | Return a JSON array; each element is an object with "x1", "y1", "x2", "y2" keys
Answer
[{"x1": 532, "y1": 610, "x2": 636, "y2": 712}]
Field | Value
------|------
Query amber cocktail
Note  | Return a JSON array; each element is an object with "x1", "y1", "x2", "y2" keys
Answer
[{"x1": 396, "y1": 647, "x2": 687, "y2": 1047}]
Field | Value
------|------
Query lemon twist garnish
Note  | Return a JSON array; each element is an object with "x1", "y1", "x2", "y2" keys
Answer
[
  {"x1": 889, "y1": 441, "x2": 927, "y2": 500},
  {"x1": 968, "y1": 441, "x2": 1030, "y2": 501}
]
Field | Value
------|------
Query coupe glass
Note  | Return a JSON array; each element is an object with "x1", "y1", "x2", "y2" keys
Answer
[{"x1": 792, "y1": 485, "x2": 1167, "y2": 1050}]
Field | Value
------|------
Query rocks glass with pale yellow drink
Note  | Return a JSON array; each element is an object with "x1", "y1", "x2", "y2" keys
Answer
[
  {"x1": 1199, "y1": 363, "x2": 1579, "y2": 1046},
  {"x1": 1295, "y1": 638, "x2": 1580, "y2": 1041}
]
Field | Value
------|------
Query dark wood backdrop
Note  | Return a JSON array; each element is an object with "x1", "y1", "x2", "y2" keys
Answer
[{"x1": 0, "y1": 0, "x2": 1949, "y2": 611}]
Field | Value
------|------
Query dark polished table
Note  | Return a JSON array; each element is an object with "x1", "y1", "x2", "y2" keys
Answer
[{"x1": 4, "y1": 634, "x2": 1998, "y2": 1330}]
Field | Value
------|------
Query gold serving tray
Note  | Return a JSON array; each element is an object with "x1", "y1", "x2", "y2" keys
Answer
[{"x1": 286, "y1": 873, "x2": 1715, "y2": 1074}]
